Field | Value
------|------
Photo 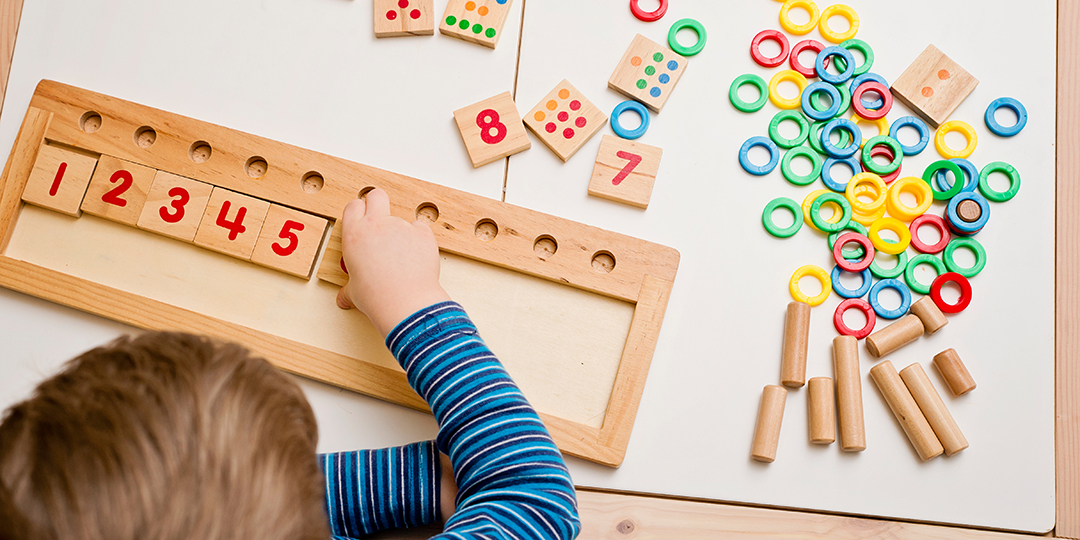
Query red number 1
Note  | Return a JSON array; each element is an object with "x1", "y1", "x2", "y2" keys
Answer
[
  {"x1": 49, "y1": 162, "x2": 68, "y2": 196},
  {"x1": 215, "y1": 200, "x2": 247, "y2": 241},
  {"x1": 272, "y1": 220, "x2": 305, "y2": 256},
  {"x1": 612, "y1": 151, "x2": 642, "y2": 186}
]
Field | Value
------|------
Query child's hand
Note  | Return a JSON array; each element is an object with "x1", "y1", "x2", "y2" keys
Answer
[{"x1": 336, "y1": 189, "x2": 450, "y2": 336}]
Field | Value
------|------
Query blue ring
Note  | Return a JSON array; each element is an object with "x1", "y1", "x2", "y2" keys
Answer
[
  {"x1": 945, "y1": 191, "x2": 991, "y2": 235},
  {"x1": 888, "y1": 116, "x2": 930, "y2": 156},
  {"x1": 821, "y1": 156, "x2": 861, "y2": 192},
  {"x1": 868, "y1": 278, "x2": 911, "y2": 320},
  {"x1": 816, "y1": 46, "x2": 856, "y2": 85},
  {"x1": 739, "y1": 136, "x2": 780, "y2": 176},
  {"x1": 821, "y1": 118, "x2": 862, "y2": 158},
  {"x1": 849, "y1": 72, "x2": 888, "y2": 109},
  {"x1": 611, "y1": 100, "x2": 650, "y2": 140},
  {"x1": 831, "y1": 265, "x2": 873, "y2": 299},
  {"x1": 985, "y1": 97, "x2": 1028, "y2": 137},
  {"x1": 801, "y1": 82, "x2": 842, "y2": 121},
  {"x1": 934, "y1": 158, "x2": 979, "y2": 194}
]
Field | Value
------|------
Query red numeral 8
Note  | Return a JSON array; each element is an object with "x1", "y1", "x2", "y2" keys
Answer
[{"x1": 476, "y1": 108, "x2": 507, "y2": 145}]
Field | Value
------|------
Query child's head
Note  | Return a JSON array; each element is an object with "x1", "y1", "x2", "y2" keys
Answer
[{"x1": 0, "y1": 332, "x2": 329, "y2": 540}]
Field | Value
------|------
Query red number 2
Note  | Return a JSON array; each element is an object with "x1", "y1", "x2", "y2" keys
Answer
[
  {"x1": 612, "y1": 151, "x2": 642, "y2": 186},
  {"x1": 476, "y1": 109, "x2": 507, "y2": 145},
  {"x1": 101, "y1": 170, "x2": 133, "y2": 207},
  {"x1": 159, "y1": 187, "x2": 190, "y2": 224},
  {"x1": 215, "y1": 200, "x2": 247, "y2": 241},
  {"x1": 272, "y1": 220, "x2": 305, "y2": 256}
]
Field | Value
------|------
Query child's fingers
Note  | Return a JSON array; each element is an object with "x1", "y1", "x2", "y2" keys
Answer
[
  {"x1": 362, "y1": 188, "x2": 392, "y2": 218},
  {"x1": 336, "y1": 286, "x2": 355, "y2": 310},
  {"x1": 341, "y1": 197, "x2": 367, "y2": 229}
]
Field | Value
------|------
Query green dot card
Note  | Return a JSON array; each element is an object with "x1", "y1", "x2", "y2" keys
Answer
[
  {"x1": 608, "y1": 34, "x2": 689, "y2": 113},
  {"x1": 439, "y1": 0, "x2": 513, "y2": 49}
]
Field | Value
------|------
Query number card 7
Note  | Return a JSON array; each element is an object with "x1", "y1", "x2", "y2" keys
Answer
[
  {"x1": 250, "y1": 205, "x2": 328, "y2": 278},
  {"x1": 587, "y1": 134, "x2": 663, "y2": 209},
  {"x1": 453, "y1": 91, "x2": 530, "y2": 168}
]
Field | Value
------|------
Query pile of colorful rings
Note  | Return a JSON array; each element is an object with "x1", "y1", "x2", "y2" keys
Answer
[{"x1": 735, "y1": 1, "x2": 1026, "y2": 340}]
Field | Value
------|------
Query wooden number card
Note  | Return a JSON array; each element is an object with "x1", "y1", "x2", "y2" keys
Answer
[
  {"x1": 0, "y1": 80, "x2": 681, "y2": 467},
  {"x1": 374, "y1": 0, "x2": 434, "y2": 37},
  {"x1": 608, "y1": 34, "x2": 689, "y2": 113},
  {"x1": 588, "y1": 134, "x2": 663, "y2": 209},
  {"x1": 439, "y1": 0, "x2": 514, "y2": 49},
  {"x1": 453, "y1": 92, "x2": 531, "y2": 168}
]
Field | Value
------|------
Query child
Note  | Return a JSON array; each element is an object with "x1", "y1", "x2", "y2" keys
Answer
[{"x1": 0, "y1": 188, "x2": 581, "y2": 540}]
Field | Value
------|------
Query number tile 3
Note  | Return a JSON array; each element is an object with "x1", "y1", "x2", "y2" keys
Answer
[
  {"x1": 137, "y1": 171, "x2": 214, "y2": 242},
  {"x1": 81, "y1": 155, "x2": 157, "y2": 226},
  {"x1": 453, "y1": 91, "x2": 530, "y2": 168},
  {"x1": 587, "y1": 134, "x2": 663, "y2": 209}
]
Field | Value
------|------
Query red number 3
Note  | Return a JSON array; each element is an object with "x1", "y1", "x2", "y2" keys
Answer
[
  {"x1": 272, "y1": 220, "x2": 305, "y2": 256},
  {"x1": 159, "y1": 187, "x2": 190, "y2": 223},
  {"x1": 476, "y1": 109, "x2": 507, "y2": 145}
]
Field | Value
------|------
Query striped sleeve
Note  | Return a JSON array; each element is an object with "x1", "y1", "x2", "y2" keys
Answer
[
  {"x1": 387, "y1": 302, "x2": 581, "y2": 540},
  {"x1": 318, "y1": 440, "x2": 441, "y2": 538}
]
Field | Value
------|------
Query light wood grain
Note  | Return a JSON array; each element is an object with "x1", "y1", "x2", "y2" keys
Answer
[
  {"x1": 587, "y1": 134, "x2": 662, "y2": 209},
  {"x1": 373, "y1": 0, "x2": 434, "y2": 37},
  {"x1": 890, "y1": 44, "x2": 979, "y2": 128},
  {"x1": 870, "y1": 360, "x2": 943, "y2": 462},
  {"x1": 453, "y1": 91, "x2": 531, "y2": 168},
  {"x1": 607, "y1": 34, "x2": 688, "y2": 113},
  {"x1": 900, "y1": 362, "x2": 968, "y2": 457},
  {"x1": 192, "y1": 187, "x2": 270, "y2": 260},
  {"x1": 136, "y1": 171, "x2": 213, "y2": 243},
  {"x1": 832, "y1": 335, "x2": 865, "y2": 452},
  {"x1": 0, "y1": 0, "x2": 22, "y2": 116},
  {"x1": 0, "y1": 105, "x2": 47, "y2": 251},
  {"x1": 439, "y1": 0, "x2": 514, "y2": 49},
  {"x1": 866, "y1": 314, "x2": 924, "y2": 358},
  {"x1": 933, "y1": 348, "x2": 977, "y2": 397},
  {"x1": 808, "y1": 377, "x2": 836, "y2": 445},
  {"x1": 249, "y1": 204, "x2": 328, "y2": 278},
  {"x1": 751, "y1": 385, "x2": 787, "y2": 463},
  {"x1": 780, "y1": 301, "x2": 810, "y2": 387},
  {"x1": 910, "y1": 296, "x2": 948, "y2": 334},
  {"x1": 81, "y1": 154, "x2": 156, "y2": 225},
  {"x1": 522, "y1": 79, "x2": 607, "y2": 162}
]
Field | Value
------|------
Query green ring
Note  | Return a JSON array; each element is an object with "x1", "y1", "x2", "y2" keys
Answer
[
  {"x1": 729, "y1": 74, "x2": 769, "y2": 113},
  {"x1": 833, "y1": 39, "x2": 874, "y2": 76},
  {"x1": 943, "y1": 237, "x2": 987, "y2": 278},
  {"x1": 862, "y1": 135, "x2": 903, "y2": 175},
  {"x1": 762, "y1": 197, "x2": 803, "y2": 238},
  {"x1": 809, "y1": 82, "x2": 851, "y2": 119},
  {"x1": 667, "y1": 18, "x2": 707, "y2": 56},
  {"x1": 828, "y1": 221, "x2": 869, "y2": 258},
  {"x1": 769, "y1": 110, "x2": 810, "y2": 148},
  {"x1": 870, "y1": 249, "x2": 909, "y2": 279},
  {"x1": 809, "y1": 192, "x2": 853, "y2": 232},
  {"x1": 922, "y1": 160, "x2": 964, "y2": 201},
  {"x1": 809, "y1": 120, "x2": 851, "y2": 155},
  {"x1": 978, "y1": 161, "x2": 1021, "y2": 202},
  {"x1": 904, "y1": 253, "x2": 947, "y2": 295},
  {"x1": 781, "y1": 146, "x2": 824, "y2": 186}
]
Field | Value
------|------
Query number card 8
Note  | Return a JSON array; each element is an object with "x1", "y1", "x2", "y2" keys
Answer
[
  {"x1": 250, "y1": 205, "x2": 328, "y2": 278},
  {"x1": 453, "y1": 91, "x2": 530, "y2": 168}
]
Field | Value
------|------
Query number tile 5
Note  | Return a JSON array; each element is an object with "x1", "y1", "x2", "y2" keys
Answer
[
  {"x1": 193, "y1": 187, "x2": 271, "y2": 260},
  {"x1": 250, "y1": 205, "x2": 329, "y2": 278},
  {"x1": 587, "y1": 134, "x2": 663, "y2": 209},
  {"x1": 81, "y1": 155, "x2": 157, "y2": 226},
  {"x1": 136, "y1": 171, "x2": 214, "y2": 242},
  {"x1": 453, "y1": 91, "x2": 530, "y2": 168}
]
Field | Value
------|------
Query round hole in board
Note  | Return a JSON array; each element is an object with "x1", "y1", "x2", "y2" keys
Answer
[
  {"x1": 474, "y1": 219, "x2": 498, "y2": 242},
  {"x1": 80, "y1": 111, "x2": 102, "y2": 133},
  {"x1": 245, "y1": 156, "x2": 268, "y2": 179},
  {"x1": 358, "y1": 186, "x2": 376, "y2": 199},
  {"x1": 134, "y1": 126, "x2": 157, "y2": 148},
  {"x1": 189, "y1": 141, "x2": 213, "y2": 163},
  {"x1": 301, "y1": 172, "x2": 324, "y2": 194},
  {"x1": 416, "y1": 203, "x2": 439, "y2": 223},
  {"x1": 533, "y1": 235, "x2": 558, "y2": 259},
  {"x1": 592, "y1": 251, "x2": 616, "y2": 273}
]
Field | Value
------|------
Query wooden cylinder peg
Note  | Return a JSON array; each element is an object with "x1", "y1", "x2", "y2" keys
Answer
[
  {"x1": 910, "y1": 296, "x2": 948, "y2": 334},
  {"x1": 808, "y1": 377, "x2": 836, "y2": 444},
  {"x1": 933, "y1": 348, "x2": 977, "y2": 396},
  {"x1": 780, "y1": 301, "x2": 811, "y2": 387},
  {"x1": 832, "y1": 335, "x2": 866, "y2": 451},
  {"x1": 869, "y1": 360, "x2": 944, "y2": 461},
  {"x1": 899, "y1": 363, "x2": 969, "y2": 456},
  {"x1": 751, "y1": 385, "x2": 788, "y2": 463},
  {"x1": 865, "y1": 314, "x2": 924, "y2": 358}
]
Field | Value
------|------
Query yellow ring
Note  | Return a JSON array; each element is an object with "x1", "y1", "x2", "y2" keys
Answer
[
  {"x1": 868, "y1": 217, "x2": 912, "y2": 255},
  {"x1": 845, "y1": 172, "x2": 886, "y2": 213},
  {"x1": 802, "y1": 189, "x2": 843, "y2": 232},
  {"x1": 852, "y1": 206, "x2": 886, "y2": 226},
  {"x1": 885, "y1": 176, "x2": 933, "y2": 221},
  {"x1": 935, "y1": 120, "x2": 978, "y2": 159},
  {"x1": 779, "y1": 0, "x2": 821, "y2": 35},
  {"x1": 852, "y1": 113, "x2": 889, "y2": 147},
  {"x1": 768, "y1": 69, "x2": 809, "y2": 109},
  {"x1": 818, "y1": 4, "x2": 859, "y2": 43},
  {"x1": 789, "y1": 264, "x2": 831, "y2": 306}
]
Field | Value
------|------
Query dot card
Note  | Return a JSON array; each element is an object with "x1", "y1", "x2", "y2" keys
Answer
[
  {"x1": 523, "y1": 79, "x2": 607, "y2": 162},
  {"x1": 374, "y1": 0, "x2": 434, "y2": 37},
  {"x1": 439, "y1": 0, "x2": 513, "y2": 49},
  {"x1": 21, "y1": 144, "x2": 98, "y2": 217},
  {"x1": 891, "y1": 44, "x2": 979, "y2": 128},
  {"x1": 250, "y1": 204, "x2": 329, "y2": 278},
  {"x1": 453, "y1": 91, "x2": 530, "y2": 168},
  {"x1": 588, "y1": 135, "x2": 663, "y2": 209},
  {"x1": 193, "y1": 187, "x2": 270, "y2": 260},
  {"x1": 80, "y1": 155, "x2": 157, "y2": 226},
  {"x1": 136, "y1": 171, "x2": 213, "y2": 243},
  {"x1": 608, "y1": 34, "x2": 689, "y2": 113}
]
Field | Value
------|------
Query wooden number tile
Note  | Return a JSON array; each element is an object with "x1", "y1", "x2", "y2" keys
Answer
[
  {"x1": 439, "y1": 0, "x2": 514, "y2": 49},
  {"x1": 374, "y1": 0, "x2": 434, "y2": 37},
  {"x1": 453, "y1": 92, "x2": 530, "y2": 168},
  {"x1": 81, "y1": 155, "x2": 158, "y2": 226},
  {"x1": 523, "y1": 79, "x2": 608, "y2": 162},
  {"x1": 136, "y1": 171, "x2": 214, "y2": 243},
  {"x1": 891, "y1": 44, "x2": 979, "y2": 128},
  {"x1": 315, "y1": 223, "x2": 349, "y2": 287},
  {"x1": 250, "y1": 205, "x2": 329, "y2": 278},
  {"x1": 21, "y1": 144, "x2": 99, "y2": 217},
  {"x1": 588, "y1": 135, "x2": 663, "y2": 209},
  {"x1": 608, "y1": 34, "x2": 689, "y2": 113},
  {"x1": 193, "y1": 187, "x2": 271, "y2": 260}
]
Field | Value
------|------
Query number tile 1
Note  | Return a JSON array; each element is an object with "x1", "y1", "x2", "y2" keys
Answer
[
  {"x1": 250, "y1": 204, "x2": 329, "y2": 278},
  {"x1": 80, "y1": 155, "x2": 158, "y2": 226},
  {"x1": 193, "y1": 187, "x2": 271, "y2": 260},
  {"x1": 608, "y1": 34, "x2": 689, "y2": 113},
  {"x1": 587, "y1": 134, "x2": 663, "y2": 209},
  {"x1": 453, "y1": 91, "x2": 530, "y2": 168},
  {"x1": 374, "y1": 0, "x2": 434, "y2": 37},
  {"x1": 440, "y1": 0, "x2": 514, "y2": 49},
  {"x1": 136, "y1": 171, "x2": 213, "y2": 242},
  {"x1": 523, "y1": 79, "x2": 607, "y2": 162},
  {"x1": 21, "y1": 144, "x2": 99, "y2": 217}
]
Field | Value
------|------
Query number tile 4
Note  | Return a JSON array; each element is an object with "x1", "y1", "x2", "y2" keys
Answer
[
  {"x1": 523, "y1": 79, "x2": 607, "y2": 162},
  {"x1": 193, "y1": 187, "x2": 271, "y2": 260},
  {"x1": 21, "y1": 144, "x2": 99, "y2": 217},
  {"x1": 250, "y1": 204, "x2": 329, "y2": 278},
  {"x1": 136, "y1": 171, "x2": 213, "y2": 243},
  {"x1": 80, "y1": 155, "x2": 158, "y2": 226},
  {"x1": 587, "y1": 134, "x2": 663, "y2": 209},
  {"x1": 453, "y1": 91, "x2": 530, "y2": 168}
]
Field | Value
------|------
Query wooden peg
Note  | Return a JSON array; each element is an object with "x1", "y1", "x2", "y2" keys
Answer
[
  {"x1": 870, "y1": 360, "x2": 943, "y2": 461},
  {"x1": 909, "y1": 296, "x2": 948, "y2": 334},
  {"x1": 808, "y1": 377, "x2": 836, "y2": 445},
  {"x1": 780, "y1": 301, "x2": 810, "y2": 388},
  {"x1": 751, "y1": 385, "x2": 787, "y2": 463},
  {"x1": 899, "y1": 363, "x2": 968, "y2": 456},
  {"x1": 832, "y1": 335, "x2": 865, "y2": 451},
  {"x1": 933, "y1": 348, "x2": 977, "y2": 396},
  {"x1": 865, "y1": 314, "x2": 924, "y2": 358}
]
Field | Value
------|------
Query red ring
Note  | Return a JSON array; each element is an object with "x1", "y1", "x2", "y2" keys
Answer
[
  {"x1": 930, "y1": 272, "x2": 972, "y2": 314},
  {"x1": 833, "y1": 232, "x2": 875, "y2": 271},
  {"x1": 789, "y1": 39, "x2": 828, "y2": 78},
  {"x1": 852, "y1": 81, "x2": 893, "y2": 120},
  {"x1": 630, "y1": 0, "x2": 668, "y2": 22},
  {"x1": 750, "y1": 30, "x2": 790, "y2": 68},
  {"x1": 860, "y1": 144, "x2": 902, "y2": 183},
  {"x1": 834, "y1": 298, "x2": 877, "y2": 339},
  {"x1": 909, "y1": 214, "x2": 952, "y2": 254}
]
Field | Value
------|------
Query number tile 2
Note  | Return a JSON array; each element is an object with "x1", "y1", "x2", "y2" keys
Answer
[
  {"x1": 136, "y1": 171, "x2": 213, "y2": 242},
  {"x1": 250, "y1": 204, "x2": 328, "y2": 278},
  {"x1": 608, "y1": 34, "x2": 689, "y2": 113},
  {"x1": 374, "y1": 0, "x2": 434, "y2": 37},
  {"x1": 440, "y1": 0, "x2": 513, "y2": 49},
  {"x1": 587, "y1": 135, "x2": 663, "y2": 209},
  {"x1": 453, "y1": 91, "x2": 530, "y2": 168},
  {"x1": 523, "y1": 79, "x2": 607, "y2": 162},
  {"x1": 193, "y1": 187, "x2": 271, "y2": 260},
  {"x1": 21, "y1": 144, "x2": 99, "y2": 217},
  {"x1": 80, "y1": 155, "x2": 157, "y2": 226}
]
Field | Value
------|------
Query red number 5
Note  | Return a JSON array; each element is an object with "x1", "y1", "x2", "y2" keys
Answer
[{"x1": 272, "y1": 220, "x2": 305, "y2": 256}]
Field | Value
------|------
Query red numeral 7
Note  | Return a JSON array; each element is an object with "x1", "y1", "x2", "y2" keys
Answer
[{"x1": 612, "y1": 151, "x2": 642, "y2": 186}]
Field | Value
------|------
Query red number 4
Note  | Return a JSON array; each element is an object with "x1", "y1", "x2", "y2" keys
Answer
[
  {"x1": 612, "y1": 151, "x2": 642, "y2": 186},
  {"x1": 215, "y1": 201, "x2": 247, "y2": 241},
  {"x1": 272, "y1": 220, "x2": 305, "y2": 256}
]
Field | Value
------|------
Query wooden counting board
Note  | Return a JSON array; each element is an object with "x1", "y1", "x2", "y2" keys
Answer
[
  {"x1": 439, "y1": 0, "x2": 513, "y2": 49},
  {"x1": 373, "y1": 0, "x2": 434, "y2": 37},
  {"x1": 0, "y1": 80, "x2": 680, "y2": 468},
  {"x1": 523, "y1": 79, "x2": 607, "y2": 162},
  {"x1": 608, "y1": 34, "x2": 689, "y2": 113}
]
